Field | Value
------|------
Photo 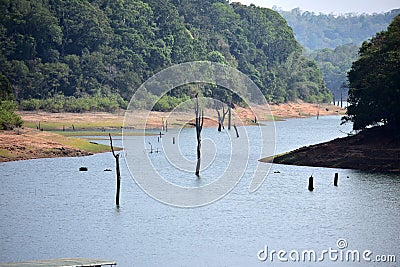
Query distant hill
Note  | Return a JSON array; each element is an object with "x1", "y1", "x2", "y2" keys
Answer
[{"x1": 277, "y1": 8, "x2": 400, "y2": 50}]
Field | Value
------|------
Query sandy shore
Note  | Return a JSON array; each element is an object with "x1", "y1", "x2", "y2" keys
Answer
[
  {"x1": 0, "y1": 101, "x2": 344, "y2": 162},
  {"x1": 0, "y1": 128, "x2": 92, "y2": 162},
  {"x1": 19, "y1": 100, "x2": 344, "y2": 130}
]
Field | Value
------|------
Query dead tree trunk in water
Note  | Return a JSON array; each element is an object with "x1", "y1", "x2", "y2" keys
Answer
[
  {"x1": 228, "y1": 104, "x2": 231, "y2": 130},
  {"x1": 215, "y1": 104, "x2": 228, "y2": 132},
  {"x1": 109, "y1": 133, "x2": 121, "y2": 207},
  {"x1": 195, "y1": 96, "x2": 204, "y2": 177},
  {"x1": 233, "y1": 124, "x2": 239, "y2": 138},
  {"x1": 216, "y1": 109, "x2": 222, "y2": 132},
  {"x1": 308, "y1": 175, "x2": 314, "y2": 191},
  {"x1": 334, "y1": 173, "x2": 339, "y2": 186}
]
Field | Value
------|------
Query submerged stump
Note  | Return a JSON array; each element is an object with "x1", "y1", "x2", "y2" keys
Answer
[
  {"x1": 308, "y1": 175, "x2": 314, "y2": 191},
  {"x1": 334, "y1": 173, "x2": 339, "y2": 186}
]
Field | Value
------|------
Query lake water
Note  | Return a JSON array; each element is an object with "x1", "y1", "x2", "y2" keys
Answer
[{"x1": 0, "y1": 116, "x2": 399, "y2": 266}]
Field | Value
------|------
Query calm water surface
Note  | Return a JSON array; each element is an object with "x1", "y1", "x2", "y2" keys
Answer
[{"x1": 0, "y1": 116, "x2": 399, "y2": 266}]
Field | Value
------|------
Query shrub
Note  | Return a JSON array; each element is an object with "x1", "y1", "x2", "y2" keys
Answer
[
  {"x1": 0, "y1": 101, "x2": 23, "y2": 130},
  {"x1": 20, "y1": 99, "x2": 42, "y2": 111}
]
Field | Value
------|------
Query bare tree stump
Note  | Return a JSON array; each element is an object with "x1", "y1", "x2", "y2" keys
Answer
[
  {"x1": 233, "y1": 124, "x2": 239, "y2": 138},
  {"x1": 308, "y1": 176, "x2": 314, "y2": 191}
]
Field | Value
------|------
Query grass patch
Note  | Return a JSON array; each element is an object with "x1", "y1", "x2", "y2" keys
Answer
[
  {"x1": 259, "y1": 155, "x2": 274, "y2": 163},
  {"x1": 0, "y1": 148, "x2": 14, "y2": 159},
  {"x1": 52, "y1": 130, "x2": 122, "y2": 137},
  {"x1": 263, "y1": 114, "x2": 283, "y2": 121},
  {"x1": 259, "y1": 151, "x2": 292, "y2": 163},
  {"x1": 23, "y1": 120, "x2": 123, "y2": 131},
  {"x1": 51, "y1": 130, "x2": 155, "y2": 137},
  {"x1": 44, "y1": 133, "x2": 117, "y2": 153}
]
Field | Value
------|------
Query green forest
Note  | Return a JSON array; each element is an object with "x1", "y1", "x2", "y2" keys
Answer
[
  {"x1": 0, "y1": 0, "x2": 332, "y2": 113},
  {"x1": 279, "y1": 8, "x2": 400, "y2": 50},
  {"x1": 308, "y1": 44, "x2": 359, "y2": 100},
  {"x1": 343, "y1": 15, "x2": 400, "y2": 130},
  {"x1": 277, "y1": 8, "x2": 400, "y2": 99}
]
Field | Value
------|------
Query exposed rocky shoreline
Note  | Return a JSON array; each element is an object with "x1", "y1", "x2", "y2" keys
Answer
[{"x1": 261, "y1": 125, "x2": 400, "y2": 173}]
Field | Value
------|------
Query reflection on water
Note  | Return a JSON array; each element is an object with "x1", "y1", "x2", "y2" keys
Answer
[{"x1": 0, "y1": 116, "x2": 399, "y2": 266}]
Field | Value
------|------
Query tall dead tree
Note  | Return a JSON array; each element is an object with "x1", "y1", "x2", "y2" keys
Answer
[
  {"x1": 227, "y1": 103, "x2": 232, "y2": 130},
  {"x1": 195, "y1": 95, "x2": 204, "y2": 177},
  {"x1": 109, "y1": 133, "x2": 121, "y2": 207},
  {"x1": 215, "y1": 103, "x2": 228, "y2": 132}
]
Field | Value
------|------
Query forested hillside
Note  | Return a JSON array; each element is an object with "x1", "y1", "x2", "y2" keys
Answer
[
  {"x1": 278, "y1": 8, "x2": 400, "y2": 50},
  {"x1": 277, "y1": 8, "x2": 399, "y2": 98},
  {"x1": 0, "y1": 0, "x2": 331, "y2": 112},
  {"x1": 344, "y1": 14, "x2": 400, "y2": 130},
  {"x1": 308, "y1": 44, "x2": 359, "y2": 100}
]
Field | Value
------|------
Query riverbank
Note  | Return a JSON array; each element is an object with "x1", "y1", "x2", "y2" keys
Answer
[
  {"x1": 0, "y1": 128, "x2": 112, "y2": 162},
  {"x1": 261, "y1": 125, "x2": 400, "y2": 173},
  {"x1": 0, "y1": 101, "x2": 344, "y2": 162},
  {"x1": 19, "y1": 100, "x2": 344, "y2": 130}
]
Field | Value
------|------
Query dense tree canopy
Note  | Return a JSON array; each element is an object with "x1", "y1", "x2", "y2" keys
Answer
[
  {"x1": 0, "y1": 0, "x2": 331, "y2": 112},
  {"x1": 308, "y1": 44, "x2": 359, "y2": 99},
  {"x1": 278, "y1": 8, "x2": 400, "y2": 50},
  {"x1": 0, "y1": 74, "x2": 22, "y2": 129},
  {"x1": 277, "y1": 8, "x2": 399, "y2": 98},
  {"x1": 343, "y1": 15, "x2": 400, "y2": 130}
]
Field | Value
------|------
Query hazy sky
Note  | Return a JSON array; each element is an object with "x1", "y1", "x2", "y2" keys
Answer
[{"x1": 237, "y1": 0, "x2": 399, "y2": 15}]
